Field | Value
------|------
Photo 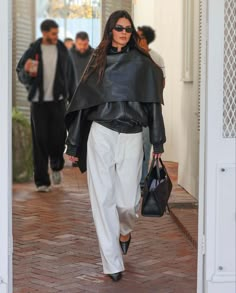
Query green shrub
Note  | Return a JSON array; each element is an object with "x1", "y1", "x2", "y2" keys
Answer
[{"x1": 12, "y1": 108, "x2": 33, "y2": 182}]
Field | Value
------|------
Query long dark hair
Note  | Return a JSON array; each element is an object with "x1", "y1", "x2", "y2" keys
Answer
[{"x1": 83, "y1": 10, "x2": 149, "y2": 82}]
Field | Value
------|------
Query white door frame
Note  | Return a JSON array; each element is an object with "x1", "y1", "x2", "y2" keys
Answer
[
  {"x1": 0, "y1": 0, "x2": 13, "y2": 292},
  {"x1": 205, "y1": 0, "x2": 235, "y2": 291},
  {"x1": 0, "y1": 0, "x2": 235, "y2": 293},
  {"x1": 197, "y1": 0, "x2": 208, "y2": 291},
  {"x1": 0, "y1": 0, "x2": 207, "y2": 292},
  {"x1": 198, "y1": 0, "x2": 236, "y2": 292}
]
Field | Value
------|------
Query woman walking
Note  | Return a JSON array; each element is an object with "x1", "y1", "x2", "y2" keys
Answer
[{"x1": 65, "y1": 10, "x2": 166, "y2": 282}]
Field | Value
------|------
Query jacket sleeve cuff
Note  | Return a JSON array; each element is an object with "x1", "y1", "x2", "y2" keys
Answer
[
  {"x1": 65, "y1": 144, "x2": 77, "y2": 157},
  {"x1": 153, "y1": 144, "x2": 164, "y2": 154},
  {"x1": 19, "y1": 69, "x2": 33, "y2": 84}
]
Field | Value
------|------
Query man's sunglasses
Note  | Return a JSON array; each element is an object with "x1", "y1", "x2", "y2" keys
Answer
[{"x1": 113, "y1": 25, "x2": 133, "y2": 33}]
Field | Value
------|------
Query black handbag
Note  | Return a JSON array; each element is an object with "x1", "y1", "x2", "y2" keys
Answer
[{"x1": 141, "y1": 158, "x2": 172, "y2": 217}]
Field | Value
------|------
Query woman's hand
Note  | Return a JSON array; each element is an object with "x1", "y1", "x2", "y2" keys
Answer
[{"x1": 67, "y1": 155, "x2": 79, "y2": 163}]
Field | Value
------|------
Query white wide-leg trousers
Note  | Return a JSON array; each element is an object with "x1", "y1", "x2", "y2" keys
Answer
[{"x1": 87, "y1": 122, "x2": 143, "y2": 274}]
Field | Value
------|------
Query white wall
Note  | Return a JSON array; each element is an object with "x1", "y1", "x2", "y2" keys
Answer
[
  {"x1": 0, "y1": 0, "x2": 13, "y2": 292},
  {"x1": 134, "y1": 0, "x2": 200, "y2": 198},
  {"x1": 12, "y1": 0, "x2": 36, "y2": 118}
]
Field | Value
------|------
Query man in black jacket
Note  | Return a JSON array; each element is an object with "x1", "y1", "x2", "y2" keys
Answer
[
  {"x1": 68, "y1": 31, "x2": 94, "y2": 101},
  {"x1": 16, "y1": 19, "x2": 72, "y2": 192}
]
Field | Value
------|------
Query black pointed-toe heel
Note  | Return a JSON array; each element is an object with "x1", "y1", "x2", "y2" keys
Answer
[
  {"x1": 108, "y1": 272, "x2": 122, "y2": 282},
  {"x1": 120, "y1": 234, "x2": 132, "y2": 255}
]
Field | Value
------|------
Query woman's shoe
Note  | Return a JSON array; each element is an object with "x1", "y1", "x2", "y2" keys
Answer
[
  {"x1": 120, "y1": 234, "x2": 132, "y2": 255},
  {"x1": 108, "y1": 272, "x2": 122, "y2": 282}
]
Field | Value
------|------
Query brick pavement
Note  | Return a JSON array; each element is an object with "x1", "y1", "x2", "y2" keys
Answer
[
  {"x1": 13, "y1": 164, "x2": 197, "y2": 293},
  {"x1": 165, "y1": 162, "x2": 198, "y2": 248}
]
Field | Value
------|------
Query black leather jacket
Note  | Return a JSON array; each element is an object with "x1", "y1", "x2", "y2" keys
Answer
[
  {"x1": 66, "y1": 46, "x2": 166, "y2": 155},
  {"x1": 16, "y1": 38, "x2": 72, "y2": 102},
  {"x1": 86, "y1": 101, "x2": 166, "y2": 153},
  {"x1": 68, "y1": 46, "x2": 94, "y2": 102}
]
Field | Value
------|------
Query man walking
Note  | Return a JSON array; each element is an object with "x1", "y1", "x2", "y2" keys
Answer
[
  {"x1": 68, "y1": 31, "x2": 94, "y2": 101},
  {"x1": 17, "y1": 19, "x2": 72, "y2": 192},
  {"x1": 137, "y1": 26, "x2": 166, "y2": 82},
  {"x1": 64, "y1": 37, "x2": 74, "y2": 50},
  {"x1": 137, "y1": 26, "x2": 166, "y2": 187}
]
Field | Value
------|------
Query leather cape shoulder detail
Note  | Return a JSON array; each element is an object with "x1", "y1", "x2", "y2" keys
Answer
[{"x1": 65, "y1": 49, "x2": 164, "y2": 127}]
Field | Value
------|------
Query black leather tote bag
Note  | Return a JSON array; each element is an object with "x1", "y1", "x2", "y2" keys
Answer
[{"x1": 141, "y1": 158, "x2": 172, "y2": 217}]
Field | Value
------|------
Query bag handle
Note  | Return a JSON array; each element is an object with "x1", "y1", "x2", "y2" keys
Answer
[
  {"x1": 149, "y1": 157, "x2": 161, "y2": 181},
  {"x1": 159, "y1": 157, "x2": 169, "y2": 177},
  {"x1": 152, "y1": 157, "x2": 168, "y2": 181},
  {"x1": 152, "y1": 158, "x2": 172, "y2": 215}
]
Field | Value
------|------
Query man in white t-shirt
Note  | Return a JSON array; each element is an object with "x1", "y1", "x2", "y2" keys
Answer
[
  {"x1": 137, "y1": 25, "x2": 166, "y2": 187},
  {"x1": 138, "y1": 25, "x2": 166, "y2": 80},
  {"x1": 17, "y1": 20, "x2": 73, "y2": 192}
]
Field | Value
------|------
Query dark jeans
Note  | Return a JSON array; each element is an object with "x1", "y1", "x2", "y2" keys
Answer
[
  {"x1": 141, "y1": 127, "x2": 152, "y2": 185},
  {"x1": 30, "y1": 100, "x2": 66, "y2": 187}
]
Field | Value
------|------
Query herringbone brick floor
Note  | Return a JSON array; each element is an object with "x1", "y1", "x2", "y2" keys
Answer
[{"x1": 13, "y1": 164, "x2": 197, "y2": 293}]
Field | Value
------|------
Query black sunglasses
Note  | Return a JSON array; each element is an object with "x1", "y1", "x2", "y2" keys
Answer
[{"x1": 113, "y1": 25, "x2": 133, "y2": 33}]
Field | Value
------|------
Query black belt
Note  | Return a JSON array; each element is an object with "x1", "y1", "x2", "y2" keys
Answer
[{"x1": 96, "y1": 121, "x2": 142, "y2": 134}]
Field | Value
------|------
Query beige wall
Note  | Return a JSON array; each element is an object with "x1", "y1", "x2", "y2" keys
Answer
[
  {"x1": 134, "y1": 0, "x2": 200, "y2": 198},
  {"x1": 102, "y1": 0, "x2": 133, "y2": 31},
  {"x1": 12, "y1": 0, "x2": 36, "y2": 118}
]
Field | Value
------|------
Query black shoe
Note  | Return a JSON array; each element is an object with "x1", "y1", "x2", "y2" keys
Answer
[
  {"x1": 120, "y1": 234, "x2": 132, "y2": 255},
  {"x1": 108, "y1": 272, "x2": 122, "y2": 282}
]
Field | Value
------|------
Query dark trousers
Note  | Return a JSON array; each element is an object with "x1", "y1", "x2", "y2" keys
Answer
[
  {"x1": 141, "y1": 127, "x2": 152, "y2": 185},
  {"x1": 30, "y1": 100, "x2": 66, "y2": 187}
]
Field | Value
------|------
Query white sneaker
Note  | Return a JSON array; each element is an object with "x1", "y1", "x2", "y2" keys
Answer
[
  {"x1": 37, "y1": 185, "x2": 51, "y2": 192},
  {"x1": 52, "y1": 171, "x2": 61, "y2": 185}
]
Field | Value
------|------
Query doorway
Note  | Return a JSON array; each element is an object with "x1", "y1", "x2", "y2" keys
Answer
[
  {"x1": 1, "y1": 0, "x2": 204, "y2": 292},
  {"x1": 2, "y1": 0, "x2": 235, "y2": 292},
  {"x1": 1, "y1": 0, "x2": 205, "y2": 292}
]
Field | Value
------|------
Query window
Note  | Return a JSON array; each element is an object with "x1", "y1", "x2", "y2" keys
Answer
[{"x1": 36, "y1": 0, "x2": 101, "y2": 48}]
